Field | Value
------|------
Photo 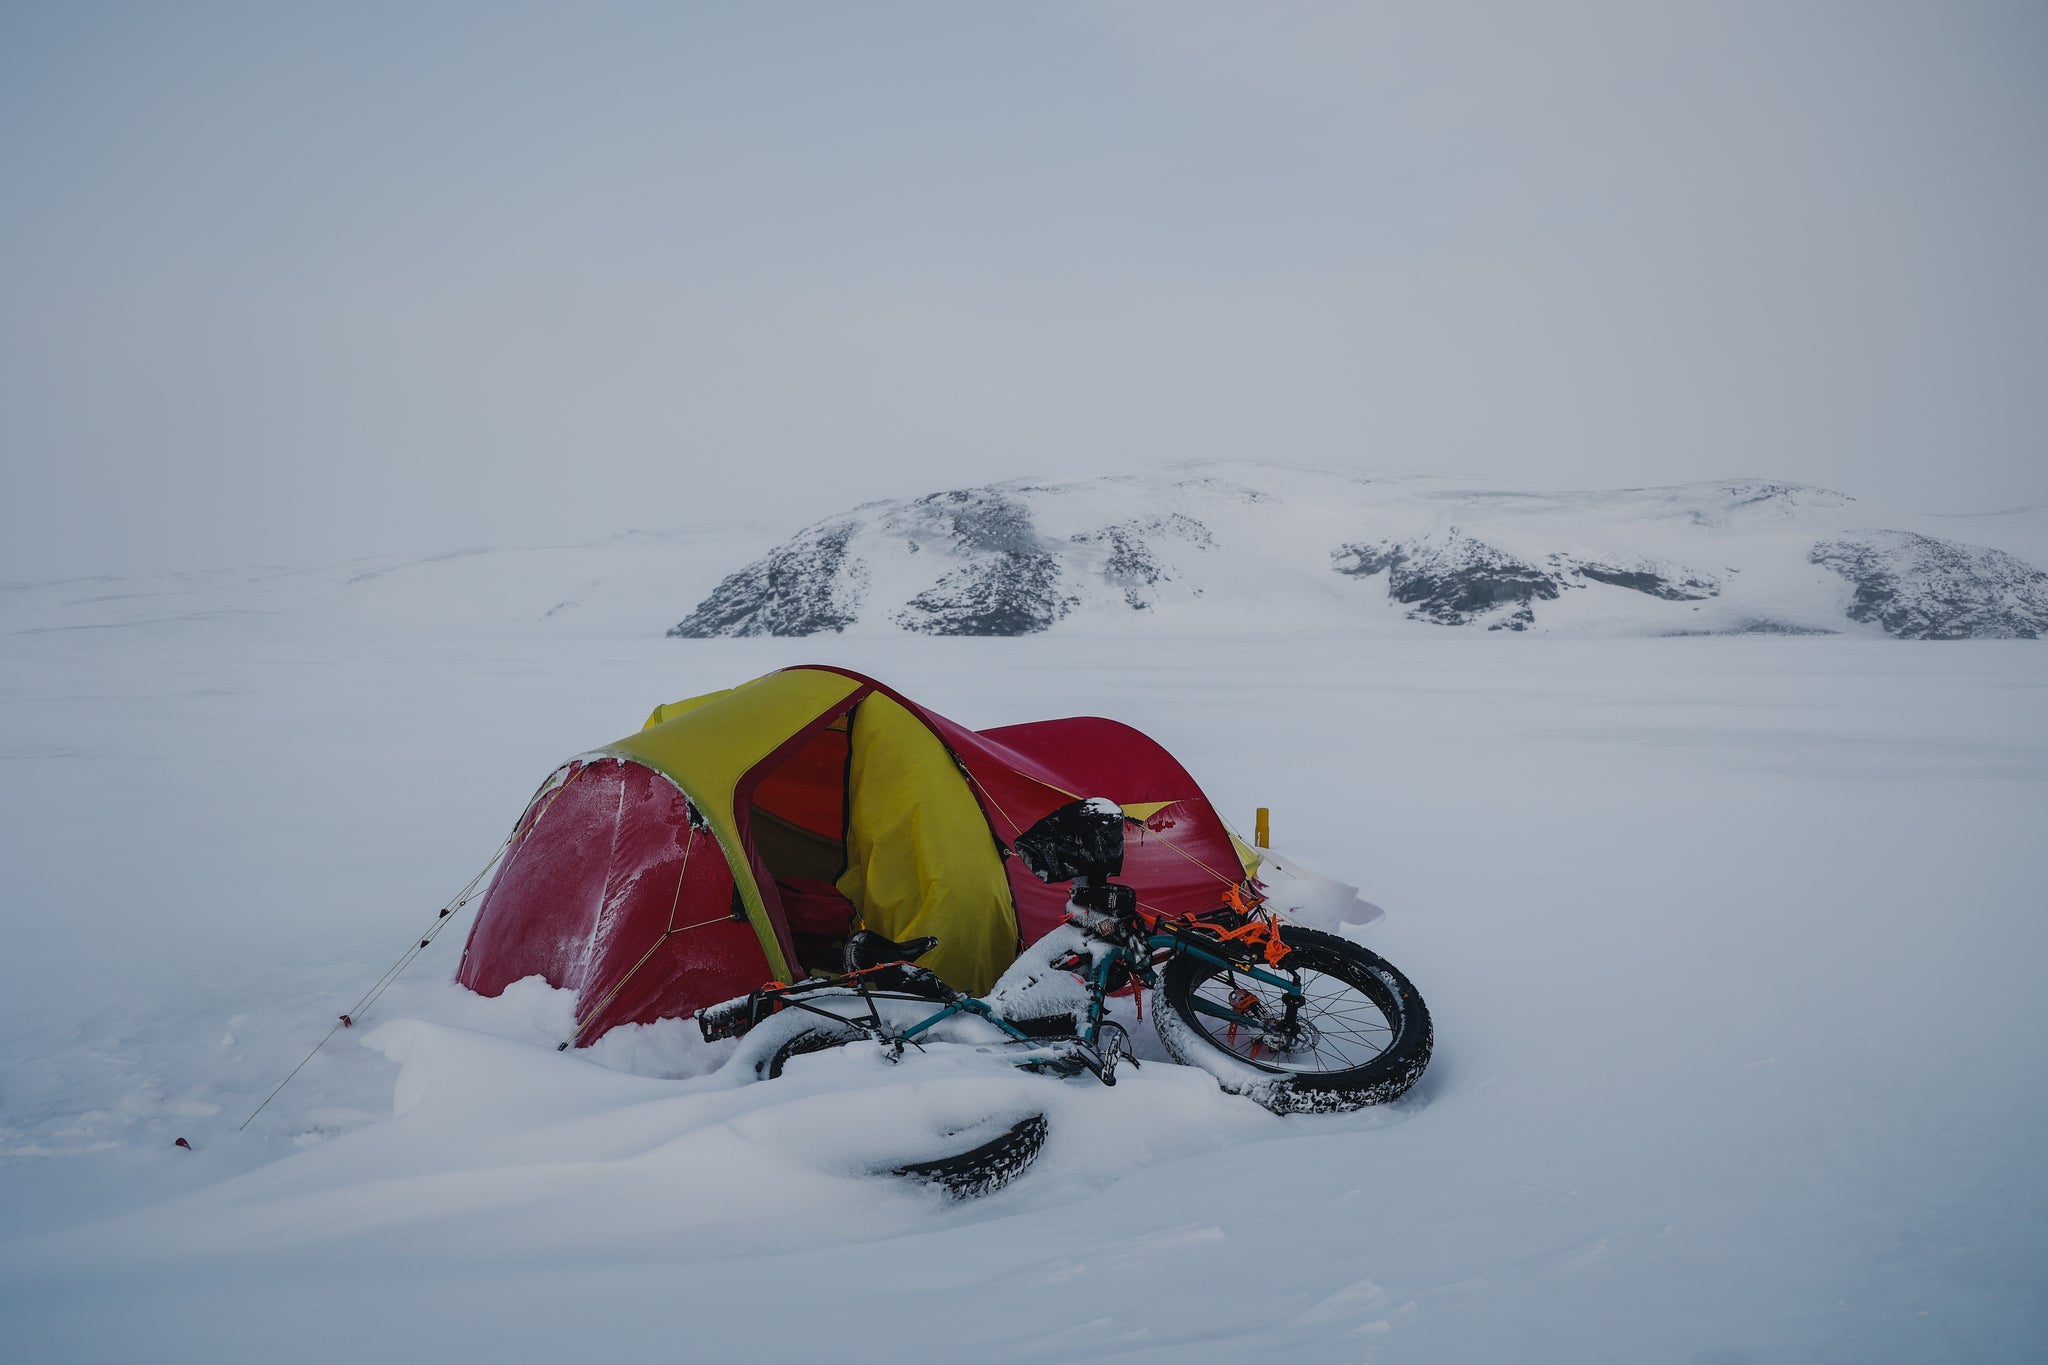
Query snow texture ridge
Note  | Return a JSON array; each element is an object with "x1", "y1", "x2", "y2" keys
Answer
[{"x1": 666, "y1": 465, "x2": 2048, "y2": 640}]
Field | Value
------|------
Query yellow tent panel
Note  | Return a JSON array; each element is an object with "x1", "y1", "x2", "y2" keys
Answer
[
  {"x1": 604, "y1": 669, "x2": 868, "y2": 981},
  {"x1": 836, "y1": 694, "x2": 1016, "y2": 994}
]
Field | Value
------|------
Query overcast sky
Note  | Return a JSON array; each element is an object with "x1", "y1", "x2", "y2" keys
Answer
[{"x1": 3, "y1": 1, "x2": 2044, "y2": 578}]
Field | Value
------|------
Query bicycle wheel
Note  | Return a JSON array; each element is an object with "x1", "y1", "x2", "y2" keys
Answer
[
  {"x1": 758, "y1": 1021, "x2": 1049, "y2": 1198},
  {"x1": 890, "y1": 1113, "x2": 1049, "y2": 1199},
  {"x1": 761, "y1": 1022, "x2": 866, "y2": 1079},
  {"x1": 1155, "y1": 925, "x2": 1432, "y2": 1113}
]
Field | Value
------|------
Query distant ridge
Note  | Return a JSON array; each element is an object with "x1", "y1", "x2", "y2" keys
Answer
[{"x1": 670, "y1": 464, "x2": 2048, "y2": 641}]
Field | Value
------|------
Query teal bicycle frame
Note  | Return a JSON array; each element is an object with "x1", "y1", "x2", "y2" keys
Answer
[{"x1": 891, "y1": 922, "x2": 1304, "y2": 1064}]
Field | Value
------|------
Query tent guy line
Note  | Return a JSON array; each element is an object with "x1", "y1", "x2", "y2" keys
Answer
[{"x1": 235, "y1": 823, "x2": 519, "y2": 1133}]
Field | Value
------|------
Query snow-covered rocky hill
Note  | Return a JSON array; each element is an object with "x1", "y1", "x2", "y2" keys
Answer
[{"x1": 671, "y1": 466, "x2": 2048, "y2": 640}]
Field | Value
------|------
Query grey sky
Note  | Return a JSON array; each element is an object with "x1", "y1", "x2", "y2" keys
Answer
[{"x1": 3, "y1": 1, "x2": 2044, "y2": 579}]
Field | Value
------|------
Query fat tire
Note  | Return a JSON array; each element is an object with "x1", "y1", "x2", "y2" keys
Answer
[
  {"x1": 761, "y1": 1023, "x2": 864, "y2": 1079},
  {"x1": 753, "y1": 1021, "x2": 1046, "y2": 1198},
  {"x1": 890, "y1": 1113, "x2": 1049, "y2": 1199},
  {"x1": 1156, "y1": 926, "x2": 1432, "y2": 1113}
]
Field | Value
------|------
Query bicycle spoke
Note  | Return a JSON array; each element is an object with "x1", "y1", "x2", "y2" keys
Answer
[{"x1": 1183, "y1": 954, "x2": 1400, "y2": 1072}]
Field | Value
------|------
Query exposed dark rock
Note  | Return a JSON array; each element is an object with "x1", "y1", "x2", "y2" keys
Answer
[
  {"x1": 1334, "y1": 532, "x2": 1563, "y2": 630},
  {"x1": 886, "y1": 490, "x2": 1074, "y2": 634},
  {"x1": 916, "y1": 488, "x2": 1042, "y2": 555},
  {"x1": 1732, "y1": 619, "x2": 1837, "y2": 636},
  {"x1": 1662, "y1": 620, "x2": 1839, "y2": 637},
  {"x1": 1810, "y1": 532, "x2": 2048, "y2": 639},
  {"x1": 1071, "y1": 514, "x2": 1213, "y2": 610},
  {"x1": 667, "y1": 521, "x2": 864, "y2": 637},
  {"x1": 1335, "y1": 534, "x2": 1724, "y2": 629},
  {"x1": 1575, "y1": 563, "x2": 1720, "y2": 601},
  {"x1": 675, "y1": 484, "x2": 1224, "y2": 636},
  {"x1": 672, "y1": 487, "x2": 1085, "y2": 638},
  {"x1": 897, "y1": 551, "x2": 1071, "y2": 635}
]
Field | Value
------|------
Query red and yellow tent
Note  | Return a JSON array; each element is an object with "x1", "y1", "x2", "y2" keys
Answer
[{"x1": 457, "y1": 666, "x2": 1257, "y2": 1045}]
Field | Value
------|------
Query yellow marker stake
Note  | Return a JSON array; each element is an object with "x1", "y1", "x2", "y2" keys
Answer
[{"x1": 1254, "y1": 807, "x2": 1270, "y2": 848}]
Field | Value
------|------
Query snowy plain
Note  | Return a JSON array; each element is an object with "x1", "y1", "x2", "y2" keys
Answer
[{"x1": 2, "y1": 527, "x2": 2045, "y2": 1363}]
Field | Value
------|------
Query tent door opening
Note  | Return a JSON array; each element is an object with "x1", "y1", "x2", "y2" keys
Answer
[{"x1": 746, "y1": 713, "x2": 858, "y2": 975}]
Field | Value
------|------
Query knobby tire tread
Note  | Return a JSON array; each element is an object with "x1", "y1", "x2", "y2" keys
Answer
[
  {"x1": 891, "y1": 1113, "x2": 1049, "y2": 1199},
  {"x1": 759, "y1": 1022, "x2": 1049, "y2": 1199}
]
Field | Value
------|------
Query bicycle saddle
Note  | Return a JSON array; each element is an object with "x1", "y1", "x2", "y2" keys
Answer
[{"x1": 844, "y1": 930, "x2": 939, "y2": 972}]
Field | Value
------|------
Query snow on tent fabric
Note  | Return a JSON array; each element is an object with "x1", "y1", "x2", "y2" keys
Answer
[{"x1": 455, "y1": 665, "x2": 1257, "y2": 1045}]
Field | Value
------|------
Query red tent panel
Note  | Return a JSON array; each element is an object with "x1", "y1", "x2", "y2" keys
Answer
[
  {"x1": 457, "y1": 759, "x2": 768, "y2": 1039},
  {"x1": 915, "y1": 711, "x2": 1248, "y2": 942}
]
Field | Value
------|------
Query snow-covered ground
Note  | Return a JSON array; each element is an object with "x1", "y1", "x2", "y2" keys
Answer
[{"x1": 2, "y1": 542, "x2": 2044, "y2": 1362}]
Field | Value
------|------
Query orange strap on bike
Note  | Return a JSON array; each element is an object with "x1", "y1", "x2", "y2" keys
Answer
[
  {"x1": 1221, "y1": 881, "x2": 1265, "y2": 916},
  {"x1": 1203, "y1": 914, "x2": 1293, "y2": 968}
]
